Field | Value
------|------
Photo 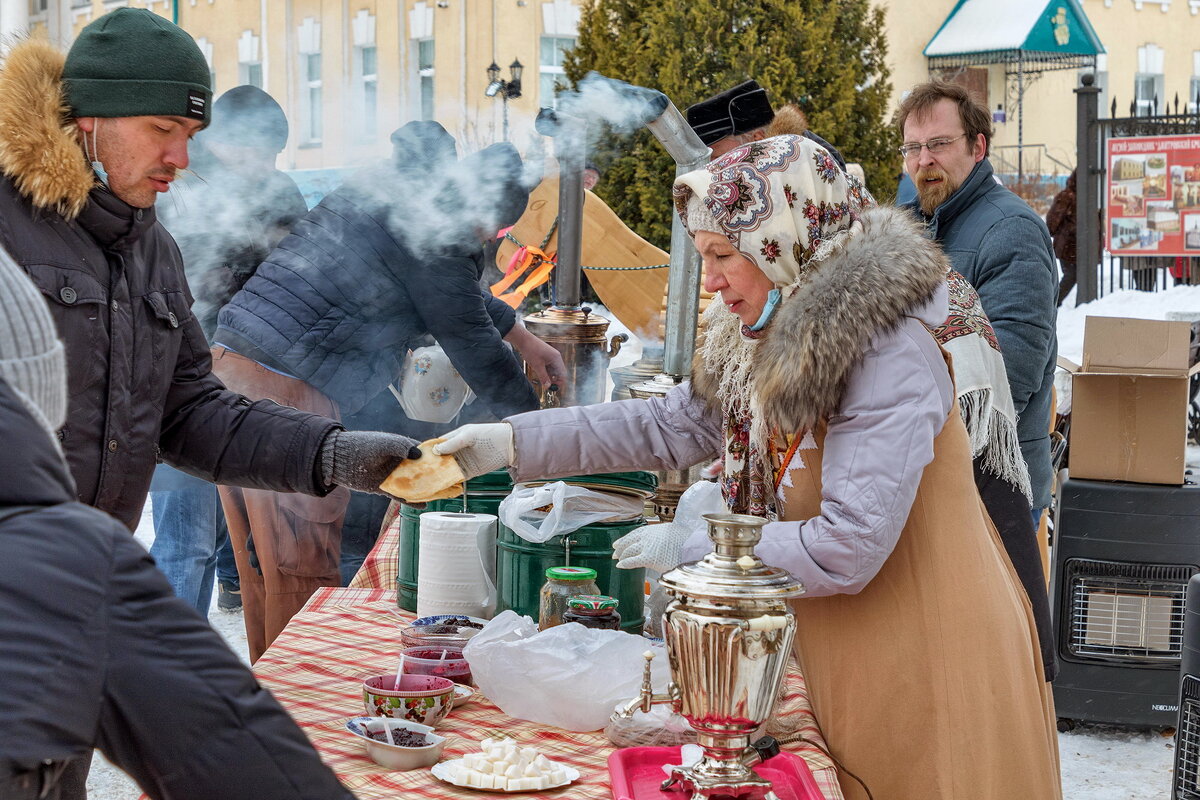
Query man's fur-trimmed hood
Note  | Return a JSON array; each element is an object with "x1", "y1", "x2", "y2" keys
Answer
[
  {"x1": 693, "y1": 205, "x2": 949, "y2": 432},
  {"x1": 0, "y1": 39, "x2": 94, "y2": 219}
]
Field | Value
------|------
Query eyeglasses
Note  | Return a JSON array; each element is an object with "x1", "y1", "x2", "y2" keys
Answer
[{"x1": 898, "y1": 134, "x2": 967, "y2": 159}]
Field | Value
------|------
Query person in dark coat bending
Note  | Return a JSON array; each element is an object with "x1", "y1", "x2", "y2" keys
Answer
[{"x1": 215, "y1": 123, "x2": 564, "y2": 658}]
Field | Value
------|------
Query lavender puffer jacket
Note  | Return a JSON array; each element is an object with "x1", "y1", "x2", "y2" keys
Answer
[{"x1": 506, "y1": 288, "x2": 952, "y2": 598}]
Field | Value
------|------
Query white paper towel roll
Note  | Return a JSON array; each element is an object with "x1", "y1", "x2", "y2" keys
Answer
[{"x1": 417, "y1": 511, "x2": 497, "y2": 619}]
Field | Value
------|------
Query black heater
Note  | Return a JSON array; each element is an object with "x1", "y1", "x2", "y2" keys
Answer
[
  {"x1": 1173, "y1": 574, "x2": 1200, "y2": 799},
  {"x1": 1051, "y1": 477, "x2": 1200, "y2": 727}
]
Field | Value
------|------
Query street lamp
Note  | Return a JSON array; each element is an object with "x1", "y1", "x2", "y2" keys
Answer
[{"x1": 485, "y1": 58, "x2": 523, "y2": 140}]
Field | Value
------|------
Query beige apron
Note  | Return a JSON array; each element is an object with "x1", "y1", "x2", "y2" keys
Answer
[{"x1": 777, "y1": 356, "x2": 1061, "y2": 799}]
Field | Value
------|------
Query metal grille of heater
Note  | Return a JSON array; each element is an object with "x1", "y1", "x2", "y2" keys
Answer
[
  {"x1": 1176, "y1": 676, "x2": 1200, "y2": 799},
  {"x1": 1064, "y1": 559, "x2": 1195, "y2": 665}
]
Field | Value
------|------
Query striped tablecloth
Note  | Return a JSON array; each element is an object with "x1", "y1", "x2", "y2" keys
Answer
[
  {"x1": 346, "y1": 503, "x2": 402, "y2": 591},
  {"x1": 254, "y1": 584, "x2": 844, "y2": 799}
]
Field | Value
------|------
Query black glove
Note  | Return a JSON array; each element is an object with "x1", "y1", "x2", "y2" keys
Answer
[{"x1": 319, "y1": 429, "x2": 422, "y2": 495}]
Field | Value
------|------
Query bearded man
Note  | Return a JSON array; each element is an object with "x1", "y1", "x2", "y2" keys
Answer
[{"x1": 898, "y1": 81, "x2": 1058, "y2": 534}]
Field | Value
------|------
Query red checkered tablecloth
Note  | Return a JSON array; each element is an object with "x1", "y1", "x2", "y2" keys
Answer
[
  {"x1": 347, "y1": 503, "x2": 401, "y2": 590},
  {"x1": 253, "y1": 585, "x2": 844, "y2": 799}
]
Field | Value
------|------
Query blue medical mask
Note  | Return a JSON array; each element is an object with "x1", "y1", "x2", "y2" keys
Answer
[
  {"x1": 83, "y1": 121, "x2": 108, "y2": 187},
  {"x1": 748, "y1": 288, "x2": 782, "y2": 331}
]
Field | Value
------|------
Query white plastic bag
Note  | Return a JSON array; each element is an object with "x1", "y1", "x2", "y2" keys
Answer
[
  {"x1": 463, "y1": 610, "x2": 671, "y2": 731},
  {"x1": 389, "y1": 345, "x2": 475, "y2": 423},
  {"x1": 498, "y1": 482, "x2": 645, "y2": 543}
]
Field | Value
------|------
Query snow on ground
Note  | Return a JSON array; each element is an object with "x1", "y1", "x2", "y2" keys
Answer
[
  {"x1": 1056, "y1": 284, "x2": 1200, "y2": 365},
  {"x1": 87, "y1": 298, "x2": 1187, "y2": 799}
]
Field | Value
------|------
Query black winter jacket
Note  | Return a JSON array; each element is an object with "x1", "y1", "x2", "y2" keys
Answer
[
  {"x1": 215, "y1": 165, "x2": 539, "y2": 418},
  {"x1": 0, "y1": 41, "x2": 339, "y2": 529},
  {"x1": 0, "y1": 379, "x2": 354, "y2": 800}
]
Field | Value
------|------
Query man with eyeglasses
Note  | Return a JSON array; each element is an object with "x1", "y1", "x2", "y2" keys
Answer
[{"x1": 897, "y1": 79, "x2": 1058, "y2": 638}]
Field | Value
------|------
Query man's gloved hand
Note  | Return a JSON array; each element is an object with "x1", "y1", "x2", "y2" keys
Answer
[
  {"x1": 432, "y1": 423, "x2": 514, "y2": 480},
  {"x1": 320, "y1": 429, "x2": 422, "y2": 495},
  {"x1": 611, "y1": 520, "x2": 692, "y2": 573}
]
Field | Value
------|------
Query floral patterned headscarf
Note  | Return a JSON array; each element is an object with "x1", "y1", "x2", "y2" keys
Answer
[{"x1": 672, "y1": 134, "x2": 872, "y2": 516}]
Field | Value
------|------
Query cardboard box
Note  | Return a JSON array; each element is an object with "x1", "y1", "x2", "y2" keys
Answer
[{"x1": 1066, "y1": 316, "x2": 1200, "y2": 485}]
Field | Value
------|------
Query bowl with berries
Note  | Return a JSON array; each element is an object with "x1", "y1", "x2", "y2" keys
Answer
[{"x1": 345, "y1": 716, "x2": 446, "y2": 770}]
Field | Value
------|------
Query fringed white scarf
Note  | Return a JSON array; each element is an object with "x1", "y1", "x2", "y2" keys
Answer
[{"x1": 931, "y1": 270, "x2": 1032, "y2": 503}]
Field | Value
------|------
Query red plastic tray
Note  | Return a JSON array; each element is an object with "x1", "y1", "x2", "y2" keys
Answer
[{"x1": 607, "y1": 746, "x2": 825, "y2": 800}]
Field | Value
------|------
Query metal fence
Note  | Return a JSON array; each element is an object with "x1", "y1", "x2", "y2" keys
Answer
[{"x1": 1074, "y1": 75, "x2": 1200, "y2": 304}]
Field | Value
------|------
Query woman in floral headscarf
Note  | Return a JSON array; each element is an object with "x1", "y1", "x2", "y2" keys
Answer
[{"x1": 437, "y1": 134, "x2": 1061, "y2": 799}]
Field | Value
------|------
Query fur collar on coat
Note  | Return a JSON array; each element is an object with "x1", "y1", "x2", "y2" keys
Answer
[
  {"x1": 692, "y1": 205, "x2": 949, "y2": 434},
  {"x1": 0, "y1": 39, "x2": 94, "y2": 219}
]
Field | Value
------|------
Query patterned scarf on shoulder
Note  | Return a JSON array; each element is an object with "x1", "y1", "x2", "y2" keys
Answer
[{"x1": 930, "y1": 271, "x2": 1032, "y2": 502}]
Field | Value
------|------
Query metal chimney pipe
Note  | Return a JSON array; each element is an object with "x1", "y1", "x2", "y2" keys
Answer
[
  {"x1": 553, "y1": 119, "x2": 586, "y2": 308},
  {"x1": 643, "y1": 102, "x2": 710, "y2": 379}
]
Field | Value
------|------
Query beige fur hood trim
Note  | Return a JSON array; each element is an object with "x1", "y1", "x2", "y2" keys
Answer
[
  {"x1": 693, "y1": 205, "x2": 948, "y2": 433},
  {"x1": 0, "y1": 38, "x2": 93, "y2": 219}
]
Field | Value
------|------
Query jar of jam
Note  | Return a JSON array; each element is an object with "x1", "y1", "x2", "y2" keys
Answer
[
  {"x1": 538, "y1": 566, "x2": 600, "y2": 630},
  {"x1": 563, "y1": 594, "x2": 622, "y2": 631}
]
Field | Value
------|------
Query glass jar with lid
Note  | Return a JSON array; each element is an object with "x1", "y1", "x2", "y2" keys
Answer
[
  {"x1": 538, "y1": 566, "x2": 600, "y2": 630},
  {"x1": 563, "y1": 594, "x2": 622, "y2": 631}
]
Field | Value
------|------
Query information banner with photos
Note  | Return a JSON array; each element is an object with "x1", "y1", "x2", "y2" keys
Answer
[{"x1": 1106, "y1": 134, "x2": 1200, "y2": 256}]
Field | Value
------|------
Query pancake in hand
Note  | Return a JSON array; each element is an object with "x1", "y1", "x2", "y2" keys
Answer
[{"x1": 379, "y1": 438, "x2": 465, "y2": 502}]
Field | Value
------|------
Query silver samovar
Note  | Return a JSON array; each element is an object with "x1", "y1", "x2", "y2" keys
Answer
[{"x1": 614, "y1": 513, "x2": 804, "y2": 800}]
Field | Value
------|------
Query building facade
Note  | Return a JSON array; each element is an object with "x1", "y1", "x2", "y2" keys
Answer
[
  {"x1": 20, "y1": 0, "x2": 580, "y2": 170},
  {"x1": 883, "y1": 0, "x2": 1200, "y2": 179},
  {"x1": 6, "y1": 0, "x2": 1196, "y2": 176}
]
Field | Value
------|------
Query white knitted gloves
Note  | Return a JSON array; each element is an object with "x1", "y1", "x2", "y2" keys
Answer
[
  {"x1": 611, "y1": 521, "x2": 694, "y2": 573},
  {"x1": 433, "y1": 423, "x2": 515, "y2": 480},
  {"x1": 612, "y1": 480, "x2": 728, "y2": 572}
]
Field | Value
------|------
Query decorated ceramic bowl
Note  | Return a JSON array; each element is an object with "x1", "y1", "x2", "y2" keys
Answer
[{"x1": 362, "y1": 673, "x2": 455, "y2": 727}]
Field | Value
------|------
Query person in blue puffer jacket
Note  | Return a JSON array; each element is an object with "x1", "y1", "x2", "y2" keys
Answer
[{"x1": 213, "y1": 121, "x2": 564, "y2": 659}]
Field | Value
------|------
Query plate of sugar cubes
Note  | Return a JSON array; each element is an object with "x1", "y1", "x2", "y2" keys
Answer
[{"x1": 431, "y1": 736, "x2": 579, "y2": 792}]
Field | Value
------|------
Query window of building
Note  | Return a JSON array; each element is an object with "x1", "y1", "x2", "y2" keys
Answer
[
  {"x1": 418, "y1": 39, "x2": 435, "y2": 121},
  {"x1": 31, "y1": 0, "x2": 48, "y2": 14},
  {"x1": 70, "y1": 0, "x2": 89, "y2": 8},
  {"x1": 354, "y1": 46, "x2": 377, "y2": 138},
  {"x1": 194, "y1": 37, "x2": 216, "y2": 97},
  {"x1": 539, "y1": 36, "x2": 575, "y2": 108},
  {"x1": 303, "y1": 52, "x2": 323, "y2": 143},
  {"x1": 237, "y1": 30, "x2": 262, "y2": 90},
  {"x1": 1135, "y1": 44, "x2": 1165, "y2": 116},
  {"x1": 240, "y1": 62, "x2": 263, "y2": 88}
]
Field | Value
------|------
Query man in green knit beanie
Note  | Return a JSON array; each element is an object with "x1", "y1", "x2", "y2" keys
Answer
[
  {"x1": 0, "y1": 10, "x2": 425, "y2": 798},
  {"x1": 63, "y1": 7, "x2": 211, "y2": 208}
]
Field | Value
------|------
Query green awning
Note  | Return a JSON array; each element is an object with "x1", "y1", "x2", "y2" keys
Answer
[{"x1": 924, "y1": 0, "x2": 1104, "y2": 70}]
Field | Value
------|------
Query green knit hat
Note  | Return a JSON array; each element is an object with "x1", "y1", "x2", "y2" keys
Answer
[{"x1": 63, "y1": 8, "x2": 211, "y2": 126}]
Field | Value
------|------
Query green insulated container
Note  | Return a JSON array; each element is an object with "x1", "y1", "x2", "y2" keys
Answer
[
  {"x1": 396, "y1": 470, "x2": 512, "y2": 611},
  {"x1": 495, "y1": 471, "x2": 657, "y2": 635}
]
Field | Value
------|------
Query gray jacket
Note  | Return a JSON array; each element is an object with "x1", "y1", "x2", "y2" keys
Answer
[
  {"x1": 906, "y1": 159, "x2": 1057, "y2": 507},
  {"x1": 507, "y1": 284, "x2": 951, "y2": 597}
]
